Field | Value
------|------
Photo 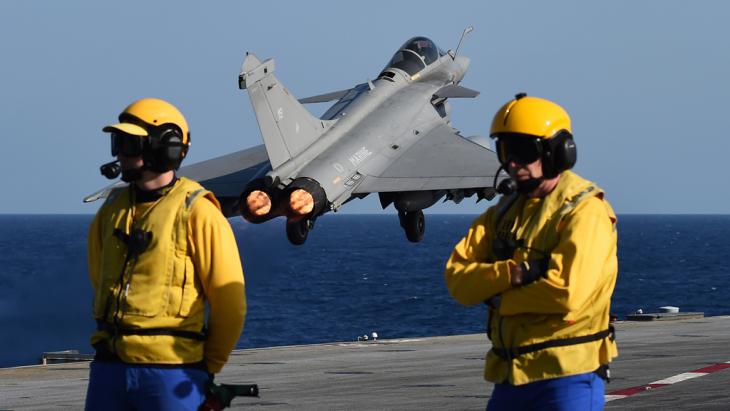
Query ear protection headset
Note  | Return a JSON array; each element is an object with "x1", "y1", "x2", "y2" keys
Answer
[
  {"x1": 540, "y1": 130, "x2": 577, "y2": 179},
  {"x1": 117, "y1": 112, "x2": 190, "y2": 172},
  {"x1": 144, "y1": 123, "x2": 189, "y2": 172}
]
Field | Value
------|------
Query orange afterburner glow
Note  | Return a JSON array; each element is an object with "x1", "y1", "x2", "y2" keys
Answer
[
  {"x1": 247, "y1": 190, "x2": 272, "y2": 216},
  {"x1": 289, "y1": 189, "x2": 315, "y2": 215}
]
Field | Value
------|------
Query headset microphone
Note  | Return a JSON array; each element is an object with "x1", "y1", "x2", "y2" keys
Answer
[
  {"x1": 497, "y1": 178, "x2": 517, "y2": 195},
  {"x1": 492, "y1": 164, "x2": 517, "y2": 196},
  {"x1": 100, "y1": 161, "x2": 121, "y2": 179}
]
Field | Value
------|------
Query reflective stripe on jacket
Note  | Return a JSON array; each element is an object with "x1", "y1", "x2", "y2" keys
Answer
[{"x1": 444, "y1": 171, "x2": 618, "y2": 385}]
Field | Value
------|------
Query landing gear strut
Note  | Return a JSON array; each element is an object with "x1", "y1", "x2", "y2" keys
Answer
[
  {"x1": 399, "y1": 210, "x2": 425, "y2": 243},
  {"x1": 286, "y1": 218, "x2": 311, "y2": 246}
]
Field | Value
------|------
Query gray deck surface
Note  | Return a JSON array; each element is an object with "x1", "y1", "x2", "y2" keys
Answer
[{"x1": 2, "y1": 316, "x2": 730, "y2": 410}]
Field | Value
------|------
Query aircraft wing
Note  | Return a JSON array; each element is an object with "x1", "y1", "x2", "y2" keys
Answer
[
  {"x1": 83, "y1": 181, "x2": 127, "y2": 203},
  {"x1": 179, "y1": 144, "x2": 271, "y2": 216},
  {"x1": 298, "y1": 89, "x2": 351, "y2": 104},
  {"x1": 434, "y1": 84, "x2": 480, "y2": 99},
  {"x1": 353, "y1": 124, "x2": 501, "y2": 193}
]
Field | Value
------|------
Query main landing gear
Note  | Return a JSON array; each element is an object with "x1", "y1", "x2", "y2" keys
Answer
[
  {"x1": 399, "y1": 210, "x2": 425, "y2": 243},
  {"x1": 286, "y1": 218, "x2": 312, "y2": 246}
]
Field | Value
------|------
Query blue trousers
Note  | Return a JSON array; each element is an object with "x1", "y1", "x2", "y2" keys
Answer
[
  {"x1": 85, "y1": 360, "x2": 210, "y2": 411},
  {"x1": 487, "y1": 372, "x2": 605, "y2": 411}
]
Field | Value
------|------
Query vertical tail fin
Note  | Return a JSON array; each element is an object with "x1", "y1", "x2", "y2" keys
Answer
[{"x1": 239, "y1": 53, "x2": 332, "y2": 169}]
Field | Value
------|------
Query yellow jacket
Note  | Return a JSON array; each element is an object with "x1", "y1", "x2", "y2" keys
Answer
[
  {"x1": 88, "y1": 177, "x2": 246, "y2": 373},
  {"x1": 444, "y1": 171, "x2": 618, "y2": 385}
]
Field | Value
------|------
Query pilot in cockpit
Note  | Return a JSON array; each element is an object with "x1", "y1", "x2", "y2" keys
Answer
[
  {"x1": 386, "y1": 37, "x2": 440, "y2": 76},
  {"x1": 406, "y1": 38, "x2": 438, "y2": 65}
]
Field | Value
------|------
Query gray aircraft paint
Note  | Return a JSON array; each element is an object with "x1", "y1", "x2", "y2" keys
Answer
[
  {"x1": 238, "y1": 39, "x2": 498, "y2": 212},
  {"x1": 85, "y1": 35, "x2": 504, "y2": 243}
]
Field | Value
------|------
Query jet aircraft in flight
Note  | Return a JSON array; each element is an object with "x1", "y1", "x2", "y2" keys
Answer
[{"x1": 87, "y1": 33, "x2": 503, "y2": 245}]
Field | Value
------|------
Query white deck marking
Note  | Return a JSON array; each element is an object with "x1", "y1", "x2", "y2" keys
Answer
[{"x1": 651, "y1": 372, "x2": 706, "y2": 385}]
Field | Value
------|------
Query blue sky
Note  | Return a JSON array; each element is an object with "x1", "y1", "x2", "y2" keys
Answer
[{"x1": 0, "y1": 1, "x2": 727, "y2": 214}]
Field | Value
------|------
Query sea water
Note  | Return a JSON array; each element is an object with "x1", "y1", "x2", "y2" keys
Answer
[{"x1": 0, "y1": 214, "x2": 728, "y2": 368}]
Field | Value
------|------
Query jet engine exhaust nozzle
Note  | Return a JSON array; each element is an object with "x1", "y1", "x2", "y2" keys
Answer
[
  {"x1": 247, "y1": 190, "x2": 272, "y2": 216},
  {"x1": 286, "y1": 178, "x2": 327, "y2": 218},
  {"x1": 240, "y1": 178, "x2": 282, "y2": 224},
  {"x1": 289, "y1": 189, "x2": 315, "y2": 216}
]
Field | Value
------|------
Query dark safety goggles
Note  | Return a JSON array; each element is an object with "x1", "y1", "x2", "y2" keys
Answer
[
  {"x1": 111, "y1": 132, "x2": 145, "y2": 157},
  {"x1": 495, "y1": 134, "x2": 544, "y2": 165}
]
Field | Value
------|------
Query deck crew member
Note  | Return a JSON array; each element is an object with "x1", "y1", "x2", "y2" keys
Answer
[
  {"x1": 444, "y1": 94, "x2": 618, "y2": 410},
  {"x1": 86, "y1": 98, "x2": 246, "y2": 410}
]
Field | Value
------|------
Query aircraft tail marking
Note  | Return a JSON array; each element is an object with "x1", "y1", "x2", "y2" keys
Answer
[{"x1": 239, "y1": 53, "x2": 333, "y2": 169}]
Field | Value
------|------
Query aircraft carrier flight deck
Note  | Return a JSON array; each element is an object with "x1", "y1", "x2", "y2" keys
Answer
[{"x1": 2, "y1": 316, "x2": 729, "y2": 410}]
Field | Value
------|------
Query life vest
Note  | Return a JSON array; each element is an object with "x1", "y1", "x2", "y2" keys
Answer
[
  {"x1": 91, "y1": 177, "x2": 220, "y2": 365},
  {"x1": 485, "y1": 170, "x2": 618, "y2": 384}
]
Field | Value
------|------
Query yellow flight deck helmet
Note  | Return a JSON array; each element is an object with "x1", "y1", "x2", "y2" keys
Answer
[
  {"x1": 490, "y1": 93, "x2": 576, "y2": 178},
  {"x1": 103, "y1": 98, "x2": 190, "y2": 172}
]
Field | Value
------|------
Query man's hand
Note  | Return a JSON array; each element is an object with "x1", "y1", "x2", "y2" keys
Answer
[{"x1": 510, "y1": 259, "x2": 549, "y2": 287}]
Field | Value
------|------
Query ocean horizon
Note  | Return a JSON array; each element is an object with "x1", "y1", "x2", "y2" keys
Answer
[{"x1": 1, "y1": 213, "x2": 728, "y2": 368}]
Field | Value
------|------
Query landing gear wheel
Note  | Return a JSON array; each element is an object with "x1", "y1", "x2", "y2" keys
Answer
[
  {"x1": 286, "y1": 219, "x2": 310, "y2": 246},
  {"x1": 404, "y1": 210, "x2": 425, "y2": 243}
]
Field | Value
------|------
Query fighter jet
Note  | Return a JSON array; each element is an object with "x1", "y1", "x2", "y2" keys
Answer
[{"x1": 86, "y1": 33, "x2": 503, "y2": 245}]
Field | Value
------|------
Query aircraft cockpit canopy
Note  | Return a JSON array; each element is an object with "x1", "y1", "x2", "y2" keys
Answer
[{"x1": 386, "y1": 37, "x2": 445, "y2": 76}]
